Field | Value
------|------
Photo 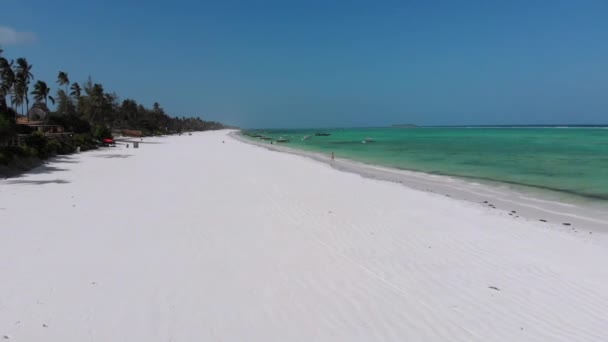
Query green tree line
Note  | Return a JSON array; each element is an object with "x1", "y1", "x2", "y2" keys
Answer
[
  {"x1": 1, "y1": 46, "x2": 226, "y2": 168},
  {"x1": 1, "y1": 47, "x2": 225, "y2": 139}
]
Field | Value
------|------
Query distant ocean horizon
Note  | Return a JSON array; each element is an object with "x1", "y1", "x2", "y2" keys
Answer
[
  {"x1": 247, "y1": 124, "x2": 608, "y2": 130},
  {"x1": 426, "y1": 124, "x2": 608, "y2": 128},
  {"x1": 242, "y1": 126, "x2": 608, "y2": 203}
]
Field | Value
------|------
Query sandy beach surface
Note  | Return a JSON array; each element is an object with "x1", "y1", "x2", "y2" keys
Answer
[{"x1": 1, "y1": 129, "x2": 607, "y2": 341}]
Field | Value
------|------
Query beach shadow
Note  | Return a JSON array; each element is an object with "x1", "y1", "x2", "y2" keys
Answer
[
  {"x1": 5, "y1": 179, "x2": 70, "y2": 185},
  {"x1": 115, "y1": 138, "x2": 164, "y2": 144},
  {"x1": 51, "y1": 155, "x2": 80, "y2": 164},
  {"x1": 1, "y1": 159, "x2": 73, "y2": 178},
  {"x1": 29, "y1": 165, "x2": 70, "y2": 174},
  {"x1": 95, "y1": 154, "x2": 132, "y2": 159}
]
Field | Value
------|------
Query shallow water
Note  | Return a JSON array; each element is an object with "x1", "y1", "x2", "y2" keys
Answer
[{"x1": 243, "y1": 127, "x2": 608, "y2": 203}]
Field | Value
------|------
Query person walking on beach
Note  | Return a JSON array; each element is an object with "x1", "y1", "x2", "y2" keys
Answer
[{"x1": 331, "y1": 152, "x2": 335, "y2": 160}]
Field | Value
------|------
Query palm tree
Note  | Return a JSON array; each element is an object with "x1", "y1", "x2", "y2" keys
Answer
[
  {"x1": 70, "y1": 82, "x2": 81, "y2": 99},
  {"x1": 31, "y1": 80, "x2": 55, "y2": 106},
  {"x1": 15, "y1": 58, "x2": 33, "y2": 81},
  {"x1": 0, "y1": 57, "x2": 13, "y2": 109},
  {"x1": 25, "y1": 85, "x2": 29, "y2": 119},
  {"x1": 86, "y1": 83, "x2": 105, "y2": 124},
  {"x1": 0, "y1": 54, "x2": 17, "y2": 112},
  {"x1": 0, "y1": 50, "x2": 6, "y2": 71},
  {"x1": 70, "y1": 82, "x2": 81, "y2": 112},
  {"x1": 57, "y1": 71, "x2": 69, "y2": 95},
  {"x1": 15, "y1": 58, "x2": 34, "y2": 119},
  {"x1": 12, "y1": 81, "x2": 24, "y2": 116},
  {"x1": 32, "y1": 80, "x2": 55, "y2": 123}
]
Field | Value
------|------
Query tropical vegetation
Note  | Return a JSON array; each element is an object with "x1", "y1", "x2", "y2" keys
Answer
[{"x1": 0, "y1": 46, "x2": 225, "y2": 171}]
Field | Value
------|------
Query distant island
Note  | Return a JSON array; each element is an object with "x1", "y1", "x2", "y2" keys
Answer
[{"x1": 391, "y1": 124, "x2": 418, "y2": 128}]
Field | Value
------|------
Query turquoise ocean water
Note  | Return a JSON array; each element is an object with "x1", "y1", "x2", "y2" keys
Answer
[{"x1": 243, "y1": 127, "x2": 608, "y2": 203}]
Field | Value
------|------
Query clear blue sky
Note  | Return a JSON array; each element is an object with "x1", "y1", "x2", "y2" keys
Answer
[{"x1": 1, "y1": 0, "x2": 607, "y2": 128}]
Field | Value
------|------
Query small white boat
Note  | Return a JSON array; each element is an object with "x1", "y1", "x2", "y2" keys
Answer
[{"x1": 362, "y1": 137, "x2": 374, "y2": 143}]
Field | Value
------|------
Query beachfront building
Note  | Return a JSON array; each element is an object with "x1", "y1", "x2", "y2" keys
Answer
[
  {"x1": 16, "y1": 117, "x2": 65, "y2": 134},
  {"x1": 3, "y1": 117, "x2": 69, "y2": 147}
]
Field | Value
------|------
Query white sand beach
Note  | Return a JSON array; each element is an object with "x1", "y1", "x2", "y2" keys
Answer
[{"x1": 1, "y1": 129, "x2": 608, "y2": 341}]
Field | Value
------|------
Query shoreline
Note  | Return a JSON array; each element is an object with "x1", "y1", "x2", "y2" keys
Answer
[{"x1": 232, "y1": 131, "x2": 608, "y2": 232}]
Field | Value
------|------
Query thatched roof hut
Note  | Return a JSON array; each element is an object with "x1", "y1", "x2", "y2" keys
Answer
[{"x1": 26, "y1": 102, "x2": 50, "y2": 121}]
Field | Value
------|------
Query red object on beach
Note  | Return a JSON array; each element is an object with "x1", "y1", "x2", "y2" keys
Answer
[{"x1": 102, "y1": 138, "x2": 114, "y2": 144}]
